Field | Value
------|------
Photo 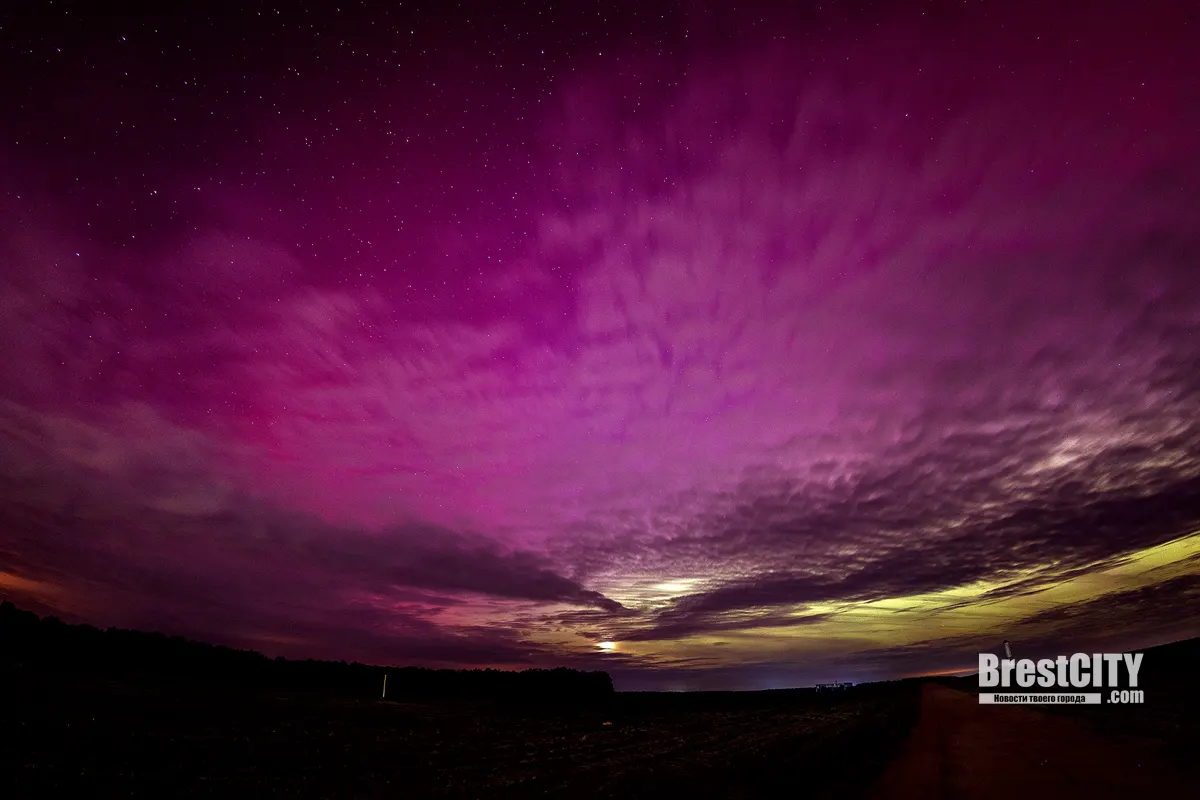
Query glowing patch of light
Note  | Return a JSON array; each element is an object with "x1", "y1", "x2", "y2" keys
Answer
[{"x1": 652, "y1": 580, "x2": 696, "y2": 593}]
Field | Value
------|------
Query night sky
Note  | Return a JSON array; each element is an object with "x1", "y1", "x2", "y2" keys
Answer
[{"x1": 2, "y1": 0, "x2": 1198, "y2": 690}]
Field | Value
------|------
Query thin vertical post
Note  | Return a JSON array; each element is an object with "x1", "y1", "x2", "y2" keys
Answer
[{"x1": 382, "y1": 673, "x2": 388, "y2": 699}]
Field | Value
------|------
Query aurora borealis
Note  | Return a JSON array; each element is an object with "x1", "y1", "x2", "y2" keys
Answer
[{"x1": 1, "y1": 1, "x2": 1198, "y2": 690}]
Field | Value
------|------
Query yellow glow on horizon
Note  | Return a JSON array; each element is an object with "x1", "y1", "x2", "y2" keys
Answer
[{"x1": 607, "y1": 530, "x2": 1200, "y2": 667}]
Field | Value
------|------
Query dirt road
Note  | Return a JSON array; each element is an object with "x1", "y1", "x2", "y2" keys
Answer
[{"x1": 869, "y1": 684, "x2": 1188, "y2": 799}]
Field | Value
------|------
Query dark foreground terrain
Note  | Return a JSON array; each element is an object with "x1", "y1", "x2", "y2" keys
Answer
[
  {"x1": 1, "y1": 663, "x2": 918, "y2": 798},
  {"x1": 932, "y1": 637, "x2": 1200, "y2": 783},
  {"x1": 872, "y1": 684, "x2": 1196, "y2": 799},
  {"x1": 6, "y1": 664, "x2": 1199, "y2": 799}
]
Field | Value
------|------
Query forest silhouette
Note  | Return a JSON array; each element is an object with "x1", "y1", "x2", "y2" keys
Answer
[{"x1": 0, "y1": 601, "x2": 614, "y2": 702}]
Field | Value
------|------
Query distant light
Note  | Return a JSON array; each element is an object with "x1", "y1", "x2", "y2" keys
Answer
[{"x1": 597, "y1": 641, "x2": 616, "y2": 651}]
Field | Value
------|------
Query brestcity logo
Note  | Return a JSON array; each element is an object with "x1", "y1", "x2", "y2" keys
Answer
[{"x1": 977, "y1": 651, "x2": 1145, "y2": 705}]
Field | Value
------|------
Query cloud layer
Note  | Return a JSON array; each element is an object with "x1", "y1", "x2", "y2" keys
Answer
[{"x1": 1, "y1": 1, "x2": 1198, "y2": 687}]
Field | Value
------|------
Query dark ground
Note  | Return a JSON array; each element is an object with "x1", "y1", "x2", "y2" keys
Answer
[
  {"x1": 871, "y1": 684, "x2": 1195, "y2": 799},
  {"x1": 1, "y1": 663, "x2": 919, "y2": 799},
  {"x1": 932, "y1": 637, "x2": 1200, "y2": 781},
  {"x1": 6, "y1": 638, "x2": 1195, "y2": 798}
]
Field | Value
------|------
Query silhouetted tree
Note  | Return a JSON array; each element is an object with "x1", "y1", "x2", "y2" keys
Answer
[{"x1": 0, "y1": 601, "x2": 614, "y2": 703}]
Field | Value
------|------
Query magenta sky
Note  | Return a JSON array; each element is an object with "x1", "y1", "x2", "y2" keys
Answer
[{"x1": 2, "y1": 1, "x2": 1199, "y2": 689}]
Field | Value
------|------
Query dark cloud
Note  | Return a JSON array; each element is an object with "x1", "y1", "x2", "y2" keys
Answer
[
  {"x1": 0, "y1": 399, "x2": 623, "y2": 665},
  {"x1": 617, "y1": 609, "x2": 834, "y2": 643},
  {"x1": 2, "y1": 1, "x2": 1199, "y2": 686},
  {"x1": 1003, "y1": 573, "x2": 1200, "y2": 650},
  {"x1": 563, "y1": 432, "x2": 1200, "y2": 644},
  {"x1": 836, "y1": 573, "x2": 1200, "y2": 680}
]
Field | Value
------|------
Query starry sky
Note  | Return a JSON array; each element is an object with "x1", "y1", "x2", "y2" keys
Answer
[{"x1": 1, "y1": 0, "x2": 1199, "y2": 690}]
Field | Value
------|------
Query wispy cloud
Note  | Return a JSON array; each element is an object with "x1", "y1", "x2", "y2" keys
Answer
[{"x1": 1, "y1": 1, "x2": 1198, "y2": 686}]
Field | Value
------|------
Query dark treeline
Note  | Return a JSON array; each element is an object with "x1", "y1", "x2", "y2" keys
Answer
[{"x1": 0, "y1": 602, "x2": 613, "y2": 702}]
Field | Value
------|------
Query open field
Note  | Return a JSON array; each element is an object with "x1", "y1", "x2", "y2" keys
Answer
[
  {"x1": 872, "y1": 684, "x2": 1195, "y2": 798},
  {"x1": 6, "y1": 641, "x2": 1196, "y2": 798},
  {"x1": 931, "y1": 638, "x2": 1200, "y2": 781},
  {"x1": 1, "y1": 664, "x2": 919, "y2": 798}
]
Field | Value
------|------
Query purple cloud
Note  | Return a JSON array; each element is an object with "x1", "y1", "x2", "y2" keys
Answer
[{"x1": 1, "y1": 0, "x2": 1198, "y2": 687}]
